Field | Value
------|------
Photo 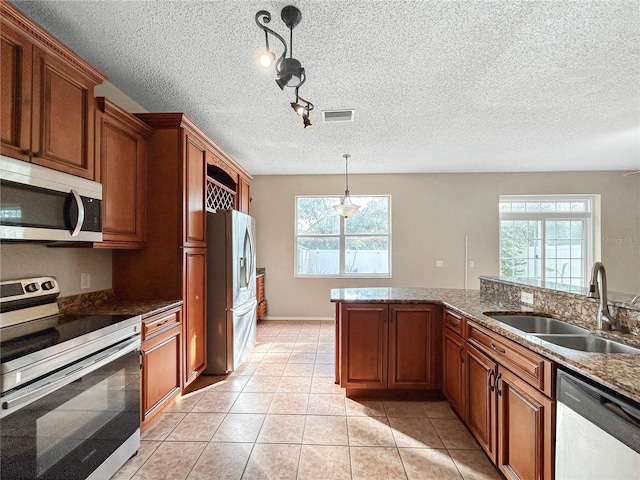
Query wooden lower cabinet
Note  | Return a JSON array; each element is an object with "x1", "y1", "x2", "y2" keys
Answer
[
  {"x1": 465, "y1": 342, "x2": 498, "y2": 462},
  {"x1": 462, "y1": 323, "x2": 555, "y2": 480},
  {"x1": 443, "y1": 328, "x2": 466, "y2": 418},
  {"x1": 141, "y1": 307, "x2": 182, "y2": 429},
  {"x1": 183, "y1": 248, "x2": 206, "y2": 387},
  {"x1": 497, "y1": 367, "x2": 555, "y2": 480},
  {"x1": 339, "y1": 303, "x2": 440, "y2": 391}
]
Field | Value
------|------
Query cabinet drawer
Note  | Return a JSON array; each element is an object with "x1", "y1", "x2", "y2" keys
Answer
[
  {"x1": 257, "y1": 276, "x2": 265, "y2": 302},
  {"x1": 467, "y1": 321, "x2": 553, "y2": 396},
  {"x1": 143, "y1": 310, "x2": 179, "y2": 341},
  {"x1": 257, "y1": 300, "x2": 268, "y2": 320},
  {"x1": 444, "y1": 309, "x2": 465, "y2": 336}
]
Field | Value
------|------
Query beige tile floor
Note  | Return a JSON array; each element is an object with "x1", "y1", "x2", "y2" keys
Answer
[{"x1": 112, "y1": 320, "x2": 502, "y2": 480}]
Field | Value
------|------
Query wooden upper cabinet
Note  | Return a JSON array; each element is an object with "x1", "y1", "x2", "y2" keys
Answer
[
  {"x1": 0, "y1": 2, "x2": 106, "y2": 178},
  {"x1": 184, "y1": 133, "x2": 207, "y2": 246},
  {"x1": 94, "y1": 98, "x2": 152, "y2": 248},
  {"x1": 237, "y1": 176, "x2": 251, "y2": 214},
  {"x1": 1, "y1": 25, "x2": 32, "y2": 161}
]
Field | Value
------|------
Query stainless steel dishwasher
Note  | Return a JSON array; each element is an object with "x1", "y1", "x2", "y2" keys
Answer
[{"x1": 556, "y1": 368, "x2": 640, "y2": 480}]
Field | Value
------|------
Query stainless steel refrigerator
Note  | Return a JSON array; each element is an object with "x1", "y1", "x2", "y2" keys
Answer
[{"x1": 204, "y1": 209, "x2": 257, "y2": 374}]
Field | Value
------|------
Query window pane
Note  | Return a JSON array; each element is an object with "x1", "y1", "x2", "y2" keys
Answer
[
  {"x1": 345, "y1": 237, "x2": 389, "y2": 274},
  {"x1": 296, "y1": 237, "x2": 339, "y2": 274},
  {"x1": 346, "y1": 197, "x2": 389, "y2": 234},
  {"x1": 296, "y1": 197, "x2": 340, "y2": 235}
]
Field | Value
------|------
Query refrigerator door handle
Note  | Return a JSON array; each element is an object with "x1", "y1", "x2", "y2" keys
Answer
[{"x1": 230, "y1": 298, "x2": 258, "y2": 315}]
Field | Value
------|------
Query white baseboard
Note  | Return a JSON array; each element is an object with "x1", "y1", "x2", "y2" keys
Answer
[{"x1": 262, "y1": 316, "x2": 334, "y2": 321}]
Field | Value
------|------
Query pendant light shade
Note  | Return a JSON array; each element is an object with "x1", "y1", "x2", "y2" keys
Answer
[{"x1": 334, "y1": 154, "x2": 360, "y2": 217}]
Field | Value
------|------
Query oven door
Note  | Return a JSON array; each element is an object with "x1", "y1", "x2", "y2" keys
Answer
[{"x1": 0, "y1": 338, "x2": 140, "y2": 479}]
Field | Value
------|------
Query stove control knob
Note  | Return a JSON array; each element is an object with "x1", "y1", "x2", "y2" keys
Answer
[
  {"x1": 25, "y1": 282, "x2": 39, "y2": 293},
  {"x1": 41, "y1": 281, "x2": 55, "y2": 291}
]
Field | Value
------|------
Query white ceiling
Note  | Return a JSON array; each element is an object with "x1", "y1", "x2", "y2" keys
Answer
[{"x1": 11, "y1": 0, "x2": 640, "y2": 176}]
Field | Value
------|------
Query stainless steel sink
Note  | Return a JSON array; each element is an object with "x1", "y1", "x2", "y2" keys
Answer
[
  {"x1": 534, "y1": 335, "x2": 640, "y2": 354},
  {"x1": 486, "y1": 313, "x2": 640, "y2": 354},
  {"x1": 488, "y1": 315, "x2": 590, "y2": 335}
]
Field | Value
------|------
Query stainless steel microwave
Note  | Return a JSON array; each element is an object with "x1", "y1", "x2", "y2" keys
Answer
[{"x1": 0, "y1": 155, "x2": 102, "y2": 242}]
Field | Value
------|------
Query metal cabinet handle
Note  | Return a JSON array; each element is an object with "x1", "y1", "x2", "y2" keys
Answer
[
  {"x1": 490, "y1": 342, "x2": 506, "y2": 354},
  {"x1": 487, "y1": 369, "x2": 495, "y2": 392},
  {"x1": 496, "y1": 372, "x2": 503, "y2": 396},
  {"x1": 459, "y1": 345, "x2": 464, "y2": 363}
]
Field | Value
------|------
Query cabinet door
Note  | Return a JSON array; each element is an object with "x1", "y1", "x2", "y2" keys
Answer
[
  {"x1": 30, "y1": 47, "x2": 96, "y2": 179},
  {"x1": 340, "y1": 304, "x2": 388, "y2": 389},
  {"x1": 0, "y1": 25, "x2": 31, "y2": 161},
  {"x1": 388, "y1": 304, "x2": 437, "y2": 389},
  {"x1": 142, "y1": 322, "x2": 181, "y2": 426},
  {"x1": 183, "y1": 248, "x2": 206, "y2": 386},
  {"x1": 497, "y1": 367, "x2": 555, "y2": 480},
  {"x1": 443, "y1": 329, "x2": 466, "y2": 417},
  {"x1": 96, "y1": 99, "x2": 149, "y2": 247},
  {"x1": 237, "y1": 177, "x2": 251, "y2": 214},
  {"x1": 183, "y1": 133, "x2": 207, "y2": 246},
  {"x1": 466, "y1": 342, "x2": 498, "y2": 463}
]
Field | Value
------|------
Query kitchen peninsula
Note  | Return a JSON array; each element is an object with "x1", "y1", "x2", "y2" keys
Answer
[
  {"x1": 331, "y1": 282, "x2": 640, "y2": 480},
  {"x1": 330, "y1": 284, "x2": 640, "y2": 402}
]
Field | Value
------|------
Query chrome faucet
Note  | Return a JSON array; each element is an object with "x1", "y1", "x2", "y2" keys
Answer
[{"x1": 588, "y1": 262, "x2": 618, "y2": 330}]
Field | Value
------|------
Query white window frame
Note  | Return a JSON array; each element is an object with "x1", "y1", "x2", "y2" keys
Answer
[
  {"x1": 499, "y1": 194, "x2": 599, "y2": 289},
  {"x1": 294, "y1": 194, "x2": 392, "y2": 278}
]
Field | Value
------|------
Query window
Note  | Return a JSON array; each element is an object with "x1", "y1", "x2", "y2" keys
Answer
[
  {"x1": 295, "y1": 195, "x2": 391, "y2": 277},
  {"x1": 499, "y1": 195, "x2": 598, "y2": 291}
]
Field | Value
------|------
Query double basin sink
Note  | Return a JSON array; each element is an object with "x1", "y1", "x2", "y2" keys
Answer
[{"x1": 486, "y1": 314, "x2": 640, "y2": 354}]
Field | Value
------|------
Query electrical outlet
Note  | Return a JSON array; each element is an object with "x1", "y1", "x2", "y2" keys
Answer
[
  {"x1": 436, "y1": 260, "x2": 444, "y2": 267},
  {"x1": 469, "y1": 260, "x2": 475, "y2": 268},
  {"x1": 80, "y1": 273, "x2": 91, "y2": 290},
  {"x1": 521, "y1": 291, "x2": 534, "y2": 305}
]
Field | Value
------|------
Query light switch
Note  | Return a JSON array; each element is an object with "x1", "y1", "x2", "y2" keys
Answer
[
  {"x1": 80, "y1": 273, "x2": 91, "y2": 289},
  {"x1": 436, "y1": 260, "x2": 444, "y2": 267}
]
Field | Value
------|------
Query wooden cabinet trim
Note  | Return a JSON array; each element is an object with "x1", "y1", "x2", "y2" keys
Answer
[
  {"x1": 1, "y1": 2, "x2": 106, "y2": 84},
  {"x1": 467, "y1": 321, "x2": 553, "y2": 396},
  {"x1": 135, "y1": 112, "x2": 252, "y2": 180},
  {"x1": 96, "y1": 97, "x2": 152, "y2": 136}
]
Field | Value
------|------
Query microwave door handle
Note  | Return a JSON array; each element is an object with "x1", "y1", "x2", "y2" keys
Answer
[{"x1": 69, "y1": 189, "x2": 85, "y2": 237}]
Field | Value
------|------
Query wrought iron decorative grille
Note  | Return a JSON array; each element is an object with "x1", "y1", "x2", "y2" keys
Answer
[{"x1": 206, "y1": 179, "x2": 235, "y2": 212}]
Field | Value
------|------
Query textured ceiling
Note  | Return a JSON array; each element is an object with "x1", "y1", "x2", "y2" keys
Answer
[{"x1": 10, "y1": 0, "x2": 640, "y2": 176}]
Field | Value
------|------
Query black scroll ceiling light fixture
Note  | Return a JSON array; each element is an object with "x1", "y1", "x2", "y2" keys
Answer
[{"x1": 255, "y1": 5, "x2": 313, "y2": 128}]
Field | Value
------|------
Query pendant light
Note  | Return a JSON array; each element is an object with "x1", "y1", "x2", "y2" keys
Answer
[{"x1": 334, "y1": 154, "x2": 360, "y2": 217}]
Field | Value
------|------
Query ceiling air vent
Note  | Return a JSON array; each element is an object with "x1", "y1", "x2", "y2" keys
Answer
[{"x1": 322, "y1": 109, "x2": 354, "y2": 123}]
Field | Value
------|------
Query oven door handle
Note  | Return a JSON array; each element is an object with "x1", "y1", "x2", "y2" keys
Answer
[{"x1": 1, "y1": 336, "x2": 140, "y2": 412}]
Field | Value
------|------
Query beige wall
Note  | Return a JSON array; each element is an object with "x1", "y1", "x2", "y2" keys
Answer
[
  {"x1": 251, "y1": 172, "x2": 640, "y2": 319},
  {"x1": 0, "y1": 244, "x2": 112, "y2": 297}
]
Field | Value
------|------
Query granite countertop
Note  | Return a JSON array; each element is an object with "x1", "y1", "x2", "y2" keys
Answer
[
  {"x1": 331, "y1": 287, "x2": 640, "y2": 403},
  {"x1": 58, "y1": 290, "x2": 182, "y2": 319},
  {"x1": 79, "y1": 299, "x2": 183, "y2": 319}
]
